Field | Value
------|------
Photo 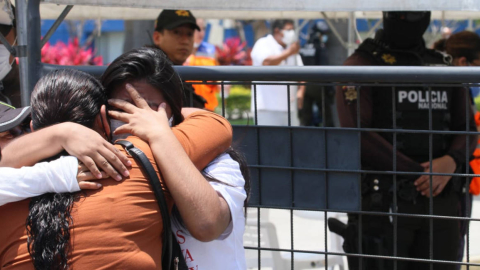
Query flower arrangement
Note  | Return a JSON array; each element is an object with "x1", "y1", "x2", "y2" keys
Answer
[
  {"x1": 41, "y1": 38, "x2": 103, "y2": 66},
  {"x1": 215, "y1": 37, "x2": 252, "y2": 66}
]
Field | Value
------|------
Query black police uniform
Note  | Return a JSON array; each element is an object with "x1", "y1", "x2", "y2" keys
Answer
[{"x1": 335, "y1": 31, "x2": 477, "y2": 270}]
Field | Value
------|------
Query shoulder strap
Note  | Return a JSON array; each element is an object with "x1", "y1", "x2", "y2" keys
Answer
[{"x1": 115, "y1": 140, "x2": 173, "y2": 270}]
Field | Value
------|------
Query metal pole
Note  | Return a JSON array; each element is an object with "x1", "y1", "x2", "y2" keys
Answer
[
  {"x1": 15, "y1": 0, "x2": 29, "y2": 106},
  {"x1": 467, "y1": 19, "x2": 474, "y2": 31},
  {"x1": 347, "y1": 12, "x2": 355, "y2": 56},
  {"x1": 27, "y1": 0, "x2": 42, "y2": 99},
  {"x1": 41, "y1": 5, "x2": 74, "y2": 48},
  {"x1": 321, "y1": 12, "x2": 348, "y2": 50},
  {"x1": 365, "y1": 19, "x2": 382, "y2": 39},
  {"x1": 441, "y1": 11, "x2": 446, "y2": 28}
]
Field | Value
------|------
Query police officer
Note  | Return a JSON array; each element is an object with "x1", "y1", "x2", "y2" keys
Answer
[{"x1": 335, "y1": 11, "x2": 476, "y2": 270}]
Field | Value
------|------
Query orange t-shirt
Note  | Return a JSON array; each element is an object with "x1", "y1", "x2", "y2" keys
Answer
[
  {"x1": 0, "y1": 111, "x2": 232, "y2": 270},
  {"x1": 185, "y1": 54, "x2": 219, "y2": 111}
]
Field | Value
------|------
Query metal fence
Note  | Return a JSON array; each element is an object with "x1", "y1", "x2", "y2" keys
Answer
[
  {"x1": 27, "y1": 65, "x2": 480, "y2": 269},
  {"x1": 176, "y1": 66, "x2": 480, "y2": 270}
]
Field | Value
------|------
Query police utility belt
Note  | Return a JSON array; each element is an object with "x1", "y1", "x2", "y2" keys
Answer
[{"x1": 362, "y1": 168, "x2": 464, "y2": 204}]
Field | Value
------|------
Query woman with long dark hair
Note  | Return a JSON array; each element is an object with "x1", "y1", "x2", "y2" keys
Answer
[
  {"x1": 103, "y1": 47, "x2": 250, "y2": 269},
  {"x1": 0, "y1": 67, "x2": 232, "y2": 269}
]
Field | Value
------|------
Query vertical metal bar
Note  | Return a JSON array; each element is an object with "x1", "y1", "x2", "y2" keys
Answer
[
  {"x1": 16, "y1": 0, "x2": 30, "y2": 106},
  {"x1": 254, "y1": 83, "x2": 261, "y2": 269},
  {"x1": 392, "y1": 86, "x2": 398, "y2": 270},
  {"x1": 465, "y1": 85, "x2": 471, "y2": 270},
  {"x1": 322, "y1": 85, "x2": 327, "y2": 127},
  {"x1": 356, "y1": 85, "x2": 363, "y2": 268},
  {"x1": 428, "y1": 86, "x2": 434, "y2": 270},
  {"x1": 221, "y1": 81, "x2": 225, "y2": 117},
  {"x1": 287, "y1": 84, "x2": 294, "y2": 269},
  {"x1": 322, "y1": 85, "x2": 329, "y2": 269},
  {"x1": 27, "y1": 0, "x2": 42, "y2": 96},
  {"x1": 189, "y1": 83, "x2": 193, "y2": 107},
  {"x1": 254, "y1": 84, "x2": 258, "y2": 125}
]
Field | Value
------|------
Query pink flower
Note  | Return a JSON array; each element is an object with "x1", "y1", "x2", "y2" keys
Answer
[{"x1": 41, "y1": 38, "x2": 103, "y2": 66}]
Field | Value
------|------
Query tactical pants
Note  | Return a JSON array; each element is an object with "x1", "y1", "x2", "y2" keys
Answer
[{"x1": 348, "y1": 190, "x2": 459, "y2": 270}]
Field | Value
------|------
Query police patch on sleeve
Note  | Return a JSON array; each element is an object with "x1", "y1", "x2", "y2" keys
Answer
[
  {"x1": 342, "y1": 86, "x2": 358, "y2": 102},
  {"x1": 381, "y1": 54, "x2": 396, "y2": 65}
]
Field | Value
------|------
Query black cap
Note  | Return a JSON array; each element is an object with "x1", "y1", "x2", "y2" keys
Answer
[
  {"x1": 155, "y1": 10, "x2": 200, "y2": 32},
  {"x1": 0, "y1": 102, "x2": 30, "y2": 133}
]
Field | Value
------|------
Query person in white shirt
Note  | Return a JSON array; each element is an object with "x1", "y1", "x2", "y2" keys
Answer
[{"x1": 250, "y1": 19, "x2": 305, "y2": 126}]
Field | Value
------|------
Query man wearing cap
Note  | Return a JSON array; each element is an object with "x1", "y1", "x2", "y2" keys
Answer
[
  {"x1": 0, "y1": 0, "x2": 20, "y2": 107},
  {"x1": 152, "y1": 9, "x2": 207, "y2": 108}
]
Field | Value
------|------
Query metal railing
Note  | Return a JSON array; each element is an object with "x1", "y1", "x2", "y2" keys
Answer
[
  {"x1": 172, "y1": 66, "x2": 480, "y2": 270},
  {"x1": 30, "y1": 65, "x2": 480, "y2": 269}
]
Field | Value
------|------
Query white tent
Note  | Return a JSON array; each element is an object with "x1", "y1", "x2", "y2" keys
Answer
[{"x1": 38, "y1": 0, "x2": 480, "y2": 20}]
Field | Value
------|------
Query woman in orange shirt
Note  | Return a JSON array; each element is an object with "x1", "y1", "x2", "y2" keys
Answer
[{"x1": 0, "y1": 52, "x2": 233, "y2": 269}]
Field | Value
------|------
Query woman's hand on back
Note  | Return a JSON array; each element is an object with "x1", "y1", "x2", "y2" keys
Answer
[
  {"x1": 108, "y1": 84, "x2": 170, "y2": 142},
  {"x1": 76, "y1": 163, "x2": 110, "y2": 189},
  {"x1": 59, "y1": 122, "x2": 131, "y2": 181}
]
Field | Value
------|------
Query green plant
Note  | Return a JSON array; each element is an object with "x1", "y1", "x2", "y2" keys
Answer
[
  {"x1": 475, "y1": 95, "x2": 480, "y2": 112},
  {"x1": 217, "y1": 85, "x2": 251, "y2": 121}
]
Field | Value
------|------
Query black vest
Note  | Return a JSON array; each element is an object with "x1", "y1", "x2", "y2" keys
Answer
[{"x1": 357, "y1": 38, "x2": 453, "y2": 163}]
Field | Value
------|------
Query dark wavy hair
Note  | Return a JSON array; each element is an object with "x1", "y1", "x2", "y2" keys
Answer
[
  {"x1": 101, "y1": 47, "x2": 251, "y2": 228},
  {"x1": 27, "y1": 69, "x2": 107, "y2": 270}
]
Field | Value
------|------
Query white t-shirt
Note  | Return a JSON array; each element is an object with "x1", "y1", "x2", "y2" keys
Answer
[
  {"x1": 0, "y1": 156, "x2": 79, "y2": 206},
  {"x1": 172, "y1": 153, "x2": 247, "y2": 270},
  {"x1": 250, "y1": 34, "x2": 304, "y2": 112}
]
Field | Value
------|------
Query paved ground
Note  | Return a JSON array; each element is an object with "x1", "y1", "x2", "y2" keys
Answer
[{"x1": 245, "y1": 196, "x2": 480, "y2": 270}]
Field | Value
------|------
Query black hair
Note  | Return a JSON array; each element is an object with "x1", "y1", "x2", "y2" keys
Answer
[
  {"x1": 433, "y1": 38, "x2": 447, "y2": 52},
  {"x1": 446, "y1": 31, "x2": 480, "y2": 63},
  {"x1": 102, "y1": 47, "x2": 184, "y2": 126},
  {"x1": 27, "y1": 69, "x2": 107, "y2": 270},
  {"x1": 271, "y1": 19, "x2": 294, "y2": 33},
  {"x1": 101, "y1": 46, "x2": 251, "y2": 230}
]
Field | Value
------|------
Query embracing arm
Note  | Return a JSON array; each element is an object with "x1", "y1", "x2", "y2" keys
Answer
[
  {"x1": 153, "y1": 111, "x2": 232, "y2": 241},
  {"x1": 0, "y1": 122, "x2": 131, "y2": 180},
  {"x1": 0, "y1": 156, "x2": 109, "y2": 206},
  {"x1": 0, "y1": 156, "x2": 77, "y2": 206}
]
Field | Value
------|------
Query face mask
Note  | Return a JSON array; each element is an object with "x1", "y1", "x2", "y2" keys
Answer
[
  {"x1": 281, "y1": 29, "x2": 297, "y2": 46},
  {"x1": 382, "y1": 12, "x2": 430, "y2": 50},
  {"x1": 0, "y1": 37, "x2": 15, "y2": 81},
  {"x1": 110, "y1": 117, "x2": 174, "y2": 142}
]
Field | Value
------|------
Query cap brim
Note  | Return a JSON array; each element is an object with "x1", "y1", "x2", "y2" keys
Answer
[
  {"x1": 0, "y1": 106, "x2": 31, "y2": 133},
  {"x1": 164, "y1": 20, "x2": 200, "y2": 31}
]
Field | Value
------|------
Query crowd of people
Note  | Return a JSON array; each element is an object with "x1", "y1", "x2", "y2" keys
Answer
[{"x1": 0, "y1": 2, "x2": 480, "y2": 269}]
